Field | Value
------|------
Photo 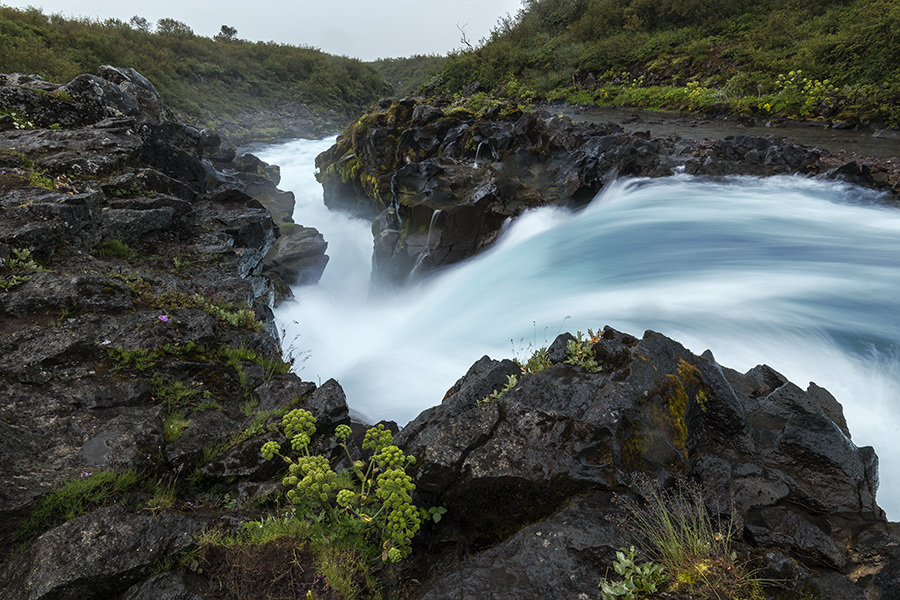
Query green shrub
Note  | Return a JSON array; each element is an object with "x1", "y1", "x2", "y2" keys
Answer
[{"x1": 95, "y1": 239, "x2": 136, "y2": 259}]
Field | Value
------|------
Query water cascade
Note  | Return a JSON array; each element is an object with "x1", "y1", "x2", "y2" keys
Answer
[
  {"x1": 409, "y1": 209, "x2": 442, "y2": 278},
  {"x1": 258, "y1": 137, "x2": 900, "y2": 519}
]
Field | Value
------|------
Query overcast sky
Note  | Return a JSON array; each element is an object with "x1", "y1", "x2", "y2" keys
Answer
[{"x1": 2, "y1": 0, "x2": 524, "y2": 61}]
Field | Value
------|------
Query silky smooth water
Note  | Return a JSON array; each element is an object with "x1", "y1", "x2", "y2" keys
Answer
[{"x1": 258, "y1": 138, "x2": 900, "y2": 519}]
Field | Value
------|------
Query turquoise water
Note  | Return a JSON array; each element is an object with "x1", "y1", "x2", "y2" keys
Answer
[{"x1": 259, "y1": 138, "x2": 900, "y2": 519}]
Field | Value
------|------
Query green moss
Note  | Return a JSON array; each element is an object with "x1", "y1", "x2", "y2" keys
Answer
[
  {"x1": 659, "y1": 373, "x2": 690, "y2": 461},
  {"x1": 94, "y1": 239, "x2": 136, "y2": 259},
  {"x1": 621, "y1": 431, "x2": 649, "y2": 471}
]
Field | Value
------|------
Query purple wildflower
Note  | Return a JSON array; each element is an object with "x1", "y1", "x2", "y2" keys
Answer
[{"x1": 158, "y1": 315, "x2": 169, "y2": 323}]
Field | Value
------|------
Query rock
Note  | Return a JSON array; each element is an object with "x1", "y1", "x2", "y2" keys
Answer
[
  {"x1": 133, "y1": 121, "x2": 208, "y2": 194},
  {"x1": 64, "y1": 73, "x2": 142, "y2": 121},
  {"x1": 416, "y1": 492, "x2": 632, "y2": 600},
  {"x1": 317, "y1": 98, "x2": 852, "y2": 284},
  {"x1": 101, "y1": 169, "x2": 195, "y2": 201},
  {"x1": 0, "y1": 505, "x2": 205, "y2": 600},
  {"x1": 96, "y1": 65, "x2": 174, "y2": 124},
  {"x1": 120, "y1": 571, "x2": 206, "y2": 600},
  {"x1": 0, "y1": 68, "x2": 317, "y2": 582},
  {"x1": 411, "y1": 104, "x2": 443, "y2": 124},
  {"x1": 305, "y1": 378, "x2": 351, "y2": 435},
  {"x1": 0, "y1": 188, "x2": 104, "y2": 258},
  {"x1": 263, "y1": 226, "x2": 329, "y2": 286},
  {"x1": 102, "y1": 196, "x2": 193, "y2": 244},
  {"x1": 826, "y1": 160, "x2": 874, "y2": 187},
  {"x1": 399, "y1": 327, "x2": 894, "y2": 598},
  {"x1": 1, "y1": 273, "x2": 134, "y2": 318}
]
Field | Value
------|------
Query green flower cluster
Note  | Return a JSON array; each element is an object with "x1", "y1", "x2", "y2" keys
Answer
[
  {"x1": 262, "y1": 412, "x2": 440, "y2": 564},
  {"x1": 260, "y1": 440, "x2": 281, "y2": 460},
  {"x1": 375, "y1": 468, "x2": 421, "y2": 560},
  {"x1": 374, "y1": 445, "x2": 415, "y2": 470},
  {"x1": 286, "y1": 455, "x2": 338, "y2": 504},
  {"x1": 362, "y1": 423, "x2": 393, "y2": 453},
  {"x1": 335, "y1": 424, "x2": 352, "y2": 441},
  {"x1": 284, "y1": 408, "x2": 316, "y2": 440}
]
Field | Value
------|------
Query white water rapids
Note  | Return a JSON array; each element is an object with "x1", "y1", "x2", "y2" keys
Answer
[{"x1": 257, "y1": 137, "x2": 900, "y2": 519}]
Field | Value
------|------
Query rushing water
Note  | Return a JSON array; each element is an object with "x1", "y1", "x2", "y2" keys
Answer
[{"x1": 257, "y1": 137, "x2": 900, "y2": 519}]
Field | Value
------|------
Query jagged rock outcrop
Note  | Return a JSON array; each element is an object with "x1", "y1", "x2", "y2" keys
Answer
[
  {"x1": 0, "y1": 506, "x2": 205, "y2": 600},
  {"x1": 0, "y1": 67, "x2": 335, "y2": 599},
  {"x1": 1, "y1": 67, "x2": 329, "y2": 297},
  {"x1": 315, "y1": 97, "x2": 899, "y2": 286},
  {"x1": 397, "y1": 328, "x2": 899, "y2": 599}
]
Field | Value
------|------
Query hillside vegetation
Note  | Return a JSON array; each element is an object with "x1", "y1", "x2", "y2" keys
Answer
[
  {"x1": 370, "y1": 54, "x2": 447, "y2": 97},
  {"x1": 0, "y1": 6, "x2": 387, "y2": 138},
  {"x1": 431, "y1": 0, "x2": 900, "y2": 126}
]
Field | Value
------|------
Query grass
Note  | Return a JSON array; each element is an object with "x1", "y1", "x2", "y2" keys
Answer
[
  {"x1": 8, "y1": 469, "x2": 141, "y2": 557},
  {"x1": 433, "y1": 0, "x2": 900, "y2": 126},
  {"x1": 616, "y1": 474, "x2": 765, "y2": 600},
  {"x1": 94, "y1": 239, "x2": 136, "y2": 259},
  {"x1": 163, "y1": 410, "x2": 192, "y2": 442},
  {"x1": 194, "y1": 513, "x2": 387, "y2": 599}
]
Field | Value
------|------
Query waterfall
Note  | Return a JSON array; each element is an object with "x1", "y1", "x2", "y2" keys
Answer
[
  {"x1": 258, "y1": 138, "x2": 900, "y2": 520},
  {"x1": 409, "y1": 209, "x2": 442, "y2": 278}
]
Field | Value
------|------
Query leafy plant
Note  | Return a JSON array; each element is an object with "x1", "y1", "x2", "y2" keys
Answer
[
  {"x1": 522, "y1": 346, "x2": 551, "y2": 374},
  {"x1": 1, "y1": 247, "x2": 49, "y2": 289},
  {"x1": 598, "y1": 546, "x2": 666, "y2": 600},
  {"x1": 477, "y1": 373, "x2": 519, "y2": 405},
  {"x1": 262, "y1": 412, "x2": 436, "y2": 564},
  {"x1": 566, "y1": 331, "x2": 601, "y2": 372}
]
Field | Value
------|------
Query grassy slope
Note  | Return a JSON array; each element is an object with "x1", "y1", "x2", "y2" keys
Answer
[
  {"x1": 368, "y1": 54, "x2": 447, "y2": 97},
  {"x1": 0, "y1": 6, "x2": 387, "y2": 138},
  {"x1": 431, "y1": 0, "x2": 900, "y2": 126}
]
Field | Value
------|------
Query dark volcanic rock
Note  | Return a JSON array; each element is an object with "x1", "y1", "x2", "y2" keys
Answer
[
  {"x1": 416, "y1": 492, "x2": 632, "y2": 600},
  {"x1": 399, "y1": 327, "x2": 896, "y2": 599},
  {"x1": 317, "y1": 98, "x2": 885, "y2": 286},
  {"x1": 0, "y1": 505, "x2": 205, "y2": 600},
  {"x1": 0, "y1": 68, "x2": 326, "y2": 588}
]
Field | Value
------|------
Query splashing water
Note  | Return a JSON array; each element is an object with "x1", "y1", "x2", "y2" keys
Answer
[{"x1": 258, "y1": 138, "x2": 900, "y2": 519}]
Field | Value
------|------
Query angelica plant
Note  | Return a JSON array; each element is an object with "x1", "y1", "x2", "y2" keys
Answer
[{"x1": 262, "y1": 412, "x2": 435, "y2": 563}]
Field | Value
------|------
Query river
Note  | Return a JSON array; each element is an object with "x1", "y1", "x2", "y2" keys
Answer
[{"x1": 257, "y1": 136, "x2": 900, "y2": 520}]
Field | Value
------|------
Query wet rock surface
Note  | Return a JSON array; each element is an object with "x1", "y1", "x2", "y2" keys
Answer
[
  {"x1": 316, "y1": 98, "x2": 900, "y2": 286},
  {"x1": 397, "y1": 327, "x2": 900, "y2": 600}
]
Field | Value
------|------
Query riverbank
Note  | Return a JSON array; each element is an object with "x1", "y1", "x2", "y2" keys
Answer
[{"x1": 555, "y1": 104, "x2": 900, "y2": 160}]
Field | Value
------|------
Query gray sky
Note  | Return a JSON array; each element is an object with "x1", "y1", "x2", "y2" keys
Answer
[{"x1": 2, "y1": 0, "x2": 524, "y2": 61}]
